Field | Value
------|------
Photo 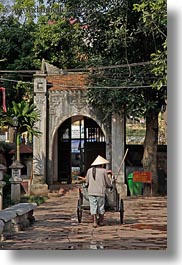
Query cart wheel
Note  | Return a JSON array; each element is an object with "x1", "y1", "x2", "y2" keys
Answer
[
  {"x1": 120, "y1": 199, "x2": 124, "y2": 224},
  {"x1": 77, "y1": 199, "x2": 82, "y2": 223}
]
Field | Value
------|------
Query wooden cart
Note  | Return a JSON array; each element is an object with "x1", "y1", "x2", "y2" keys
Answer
[{"x1": 77, "y1": 182, "x2": 124, "y2": 224}]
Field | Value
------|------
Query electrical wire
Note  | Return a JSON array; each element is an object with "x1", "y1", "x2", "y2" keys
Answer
[
  {"x1": 0, "y1": 70, "x2": 36, "y2": 73},
  {"x1": 66, "y1": 61, "x2": 152, "y2": 71},
  {"x1": 0, "y1": 60, "x2": 166, "y2": 89},
  {"x1": 0, "y1": 78, "x2": 165, "y2": 90},
  {"x1": 0, "y1": 60, "x2": 153, "y2": 74},
  {"x1": 0, "y1": 77, "x2": 154, "y2": 89},
  {"x1": 0, "y1": 78, "x2": 33, "y2": 85}
]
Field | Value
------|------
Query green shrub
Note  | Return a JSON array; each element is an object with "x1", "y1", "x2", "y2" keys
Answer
[{"x1": 20, "y1": 195, "x2": 48, "y2": 205}]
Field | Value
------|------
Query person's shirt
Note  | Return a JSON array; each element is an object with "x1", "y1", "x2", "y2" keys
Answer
[{"x1": 86, "y1": 167, "x2": 112, "y2": 197}]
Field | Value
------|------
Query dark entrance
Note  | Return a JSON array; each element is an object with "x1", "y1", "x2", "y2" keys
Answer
[
  {"x1": 58, "y1": 116, "x2": 106, "y2": 183},
  {"x1": 58, "y1": 118, "x2": 71, "y2": 183}
]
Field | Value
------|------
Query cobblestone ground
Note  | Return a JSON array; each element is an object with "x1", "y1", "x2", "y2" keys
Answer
[{"x1": 0, "y1": 185, "x2": 167, "y2": 250}]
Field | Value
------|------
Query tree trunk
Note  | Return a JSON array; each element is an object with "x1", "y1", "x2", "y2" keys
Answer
[
  {"x1": 8, "y1": 127, "x2": 15, "y2": 143},
  {"x1": 142, "y1": 111, "x2": 159, "y2": 196}
]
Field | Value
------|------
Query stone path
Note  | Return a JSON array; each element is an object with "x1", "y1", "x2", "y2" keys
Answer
[{"x1": 0, "y1": 185, "x2": 167, "y2": 250}]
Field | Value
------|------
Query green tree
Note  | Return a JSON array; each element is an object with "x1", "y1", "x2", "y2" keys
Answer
[
  {"x1": 32, "y1": 14, "x2": 83, "y2": 69},
  {"x1": 3, "y1": 101, "x2": 41, "y2": 162},
  {"x1": 0, "y1": 15, "x2": 36, "y2": 70},
  {"x1": 132, "y1": 0, "x2": 167, "y2": 195},
  {"x1": 0, "y1": 13, "x2": 36, "y2": 105},
  {"x1": 133, "y1": 0, "x2": 167, "y2": 89},
  {"x1": 72, "y1": 0, "x2": 167, "y2": 195}
]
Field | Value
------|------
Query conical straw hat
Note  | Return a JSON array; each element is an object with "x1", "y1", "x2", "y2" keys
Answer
[{"x1": 91, "y1": 155, "x2": 109, "y2": 166}]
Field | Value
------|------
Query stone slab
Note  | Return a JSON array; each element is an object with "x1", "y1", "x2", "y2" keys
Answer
[
  {"x1": 7, "y1": 203, "x2": 37, "y2": 216},
  {"x1": 0, "y1": 220, "x2": 4, "y2": 234},
  {"x1": 0, "y1": 210, "x2": 16, "y2": 222}
]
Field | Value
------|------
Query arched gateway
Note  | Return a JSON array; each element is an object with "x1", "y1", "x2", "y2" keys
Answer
[{"x1": 31, "y1": 61, "x2": 127, "y2": 197}]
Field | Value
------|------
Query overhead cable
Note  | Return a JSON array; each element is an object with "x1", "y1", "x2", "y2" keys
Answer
[{"x1": 0, "y1": 60, "x2": 154, "y2": 74}]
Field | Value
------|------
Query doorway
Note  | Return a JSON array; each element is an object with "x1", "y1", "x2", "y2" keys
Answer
[{"x1": 57, "y1": 116, "x2": 106, "y2": 183}]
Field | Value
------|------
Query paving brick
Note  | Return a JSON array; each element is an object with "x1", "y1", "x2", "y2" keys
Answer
[{"x1": 0, "y1": 184, "x2": 167, "y2": 250}]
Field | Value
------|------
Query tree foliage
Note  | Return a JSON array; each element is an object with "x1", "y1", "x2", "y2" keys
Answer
[
  {"x1": 1, "y1": 100, "x2": 41, "y2": 138},
  {"x1": 0, "y1": 11, "x2": 35, "y2": 105},
  {"x1": 32, "y1": 15, "x2": 83, "y2": 69},
  {"x1": 1, "y1": 100, "x2": 41, "y2": 161},
  {"x1": 70, "y1": 0, "x2": 167, "y2": 195},
  {"x1": 82, "y1": 0, "x2": 167, "y2": 120},
  {"x1": 133, "y1": 0, "x2": 167, "y2": 89},
  {"x1": 0, "y1": 0, "x2": 167, "y2": 130}
]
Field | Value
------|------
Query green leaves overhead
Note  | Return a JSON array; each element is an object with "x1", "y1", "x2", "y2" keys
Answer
[
  {"x1": 84, "y1": 0, "x2": 167, "y2": 119},
  {"x1": 9, "y1": 101, "x2": 41, "y2": 137},
  {"x1": 0, "y1": 0, "x2": 167, "y2": 119},
  {"x1": 33, "y1": 16, "x2": 83, "y2": 68},
  {"x1": 133, "y1": 0, "x2": 167, "y2": 89}
]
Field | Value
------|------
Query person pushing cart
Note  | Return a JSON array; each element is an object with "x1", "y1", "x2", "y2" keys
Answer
[{"x1": 85, "y1": 155, "x2": 112, "y2": 228}]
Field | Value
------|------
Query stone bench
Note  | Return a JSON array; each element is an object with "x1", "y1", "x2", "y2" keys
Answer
[
  {"x1": 0, "y1": 210, "x2": 17, "y2": 240},
  {"x1": 0, "y1": 220, "x2": 4, "y2": 235},
  {"x1": 8, "y1": 203, "x2": 37, "y2": 228},
  {"x1": 0, "y1": 203, "x2": 37, "y2": 241}
]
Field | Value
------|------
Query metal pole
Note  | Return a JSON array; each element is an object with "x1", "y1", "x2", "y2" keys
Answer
[{"x1": 14, "y1": 126, "x2": 17, "y2": 161}]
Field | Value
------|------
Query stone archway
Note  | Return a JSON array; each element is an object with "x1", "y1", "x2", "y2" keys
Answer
[
  {"x1": 47, "y1": 85, "x2": 111, "y2": 186},
  {"x1": 31, "y1": 61, "x2": 127, "y2": 197},
  {"x1": 51, "y1": 115, "x2": 106, "y2": 185}
]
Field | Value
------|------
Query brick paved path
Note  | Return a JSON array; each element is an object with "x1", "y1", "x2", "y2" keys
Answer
[{"x1": 0, "y1": 185, "x2": 167, "y2": 250}]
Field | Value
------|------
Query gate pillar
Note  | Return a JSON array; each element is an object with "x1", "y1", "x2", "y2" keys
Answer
[
  {"x1": 31, "y1": 72, "x2": 48, "y2": 196},
  {"x1": 112, "y1": 113, "x2": 127, "y2": 197}
]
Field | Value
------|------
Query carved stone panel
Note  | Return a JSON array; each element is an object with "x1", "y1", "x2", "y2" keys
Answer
[{"x1": 34, "y1": 74, "x2": 47, "y2": 93}]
